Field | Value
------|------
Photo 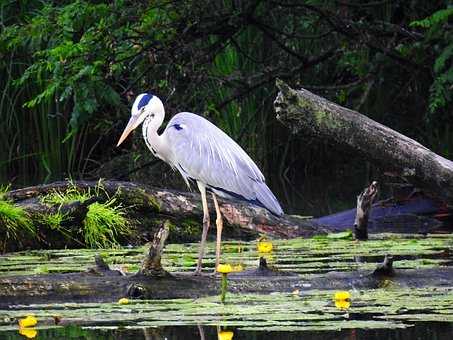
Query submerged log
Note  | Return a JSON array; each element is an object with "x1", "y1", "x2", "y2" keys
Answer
[
  {"x1": 354, "y1": 181, "x2": 378, "y2": 240},
  {"x1": 1, "y1": 227, "x2": 452, "y2": 306},
  {"x1": 274, "y1": 80, "x2": 453, "y2": 203},
  {"x1": 1, "y1": 254, "x2": 452, "y2": 307}
]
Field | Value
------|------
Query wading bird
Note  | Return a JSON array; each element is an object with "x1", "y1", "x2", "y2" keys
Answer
[{"x1": 117, "y1": 93, "x2": 283, "y2": 273}]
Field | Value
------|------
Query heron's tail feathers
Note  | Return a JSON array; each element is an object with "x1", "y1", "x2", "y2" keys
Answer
[{"x1": 254, "y1": 182, "x2": 284, "y2": 216}]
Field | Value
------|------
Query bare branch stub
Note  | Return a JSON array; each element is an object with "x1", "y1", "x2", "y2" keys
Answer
[
  {"x1": 354, "y1": 181, "x2": 378, "y2": 240},
  {"x1": 139, "y1": 221, "x2": 171, "y2": 277}
]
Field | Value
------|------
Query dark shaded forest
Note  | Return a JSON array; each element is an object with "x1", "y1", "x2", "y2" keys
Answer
[{"x1": 1, "y1": 0, "x2": 452, "y2": 216}]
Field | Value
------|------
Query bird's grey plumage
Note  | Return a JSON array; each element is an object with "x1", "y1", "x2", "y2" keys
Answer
[
  {"x1": 161, "y1": 112, "x2": 283, "y2": 216},
  {"x1": 118, "y1": 93, "x2": 284, "y2": 273}
]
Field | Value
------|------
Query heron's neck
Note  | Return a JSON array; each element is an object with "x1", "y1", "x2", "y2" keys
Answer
[{"x1": 142, "y1": 113, "x2": 169, "y2": 161}]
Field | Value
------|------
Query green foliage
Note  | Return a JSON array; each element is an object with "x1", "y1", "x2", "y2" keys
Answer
[
  {"x1": 410, "y1": 8, "x2": 453, "y2": 28},
  {"x1": 409, "y1": 7, "x2": 453, "y2": 118},
  {"x1": 1, "y1": 0, "x2": 452, "y2": 214}
]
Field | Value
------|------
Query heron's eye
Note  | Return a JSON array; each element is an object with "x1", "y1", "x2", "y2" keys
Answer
[{"x1": 150, "y1": 113, "x2": 155, "y2": 118}]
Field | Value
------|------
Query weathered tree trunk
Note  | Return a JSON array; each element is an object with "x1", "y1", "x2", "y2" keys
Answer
[
  {"x1": 5, "y1": 180, "x2": 322, "y2": 241},
  {"x1": 274, "y1": 80, "x2": 453, "y2": 203},
  {"x1": 354, "y1": 181, "x2": 378, "y2": 240}
]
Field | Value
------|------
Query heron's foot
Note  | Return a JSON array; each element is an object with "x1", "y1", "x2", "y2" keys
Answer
[{"x1": 192, "y1": 269, "x2": 217, "y2": 277}]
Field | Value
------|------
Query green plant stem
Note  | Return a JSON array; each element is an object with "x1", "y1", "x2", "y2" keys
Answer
[{"x1": 220, "y1": 273, "x2": 228, "y2": 303}]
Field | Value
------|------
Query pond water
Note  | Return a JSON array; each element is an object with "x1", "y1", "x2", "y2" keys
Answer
[
  {"x1": 1, "y1": 322, "x2": 453, "y2": 340},
  {"x1": 0, "y1": 234, "x2": 452, "y2": 339}
]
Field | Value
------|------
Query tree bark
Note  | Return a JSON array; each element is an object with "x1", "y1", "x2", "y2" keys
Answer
[{"x1": 274, "y1": 80, "x2": 453, "y2": 203}]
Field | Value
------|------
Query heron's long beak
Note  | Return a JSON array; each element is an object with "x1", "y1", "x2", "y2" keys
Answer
[{"x1": 117, "y1": 115, "x2": 140, "y2": 147}]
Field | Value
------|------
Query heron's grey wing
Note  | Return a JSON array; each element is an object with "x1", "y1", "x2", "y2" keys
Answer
[{"x1": 164, "y1": 112, "x2": 283, "y2": 215}]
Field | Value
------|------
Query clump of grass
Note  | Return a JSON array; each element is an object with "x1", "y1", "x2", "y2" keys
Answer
[
  {"x1": 42, "y1": 184, "x2": 131, "y2": 249},
  {"x1": 0, "y1": 198, "x2": 35, "y2": 242},
  {"x1": 41, "y1": 211, "x2": 67, "y2": 230},
  {"x1": 41, "y1": 185, "x2": 90, "y2": 205},
  {"x1": 84, "y1": 199, "x2": 130, "y2": 249}
]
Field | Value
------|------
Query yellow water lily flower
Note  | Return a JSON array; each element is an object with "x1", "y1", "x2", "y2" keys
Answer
[
  {"x1": 218, "y1": 330, "x2": 234, "y2": 340},
  {"x1": 18, "y1": 327, "x2": 37, "y2": 339},
  {"x1": 257, "y1": 238, "x2": 273, "y2": 253},
  {"x1": 334, "y1": 291, "x2": 350, "y2": 301},
  {"x1": 217, "y1": 264, "x2": 233, "y2": 274},
  {"x1": 118, "y1": 297, "x2": 129, "y2": 305},
  {"x1": 18, "y1": 315, "x2": 37, "y2": 328},
  {"x1": 335, "y1": 299, "x2": 351, "y2": 310}
]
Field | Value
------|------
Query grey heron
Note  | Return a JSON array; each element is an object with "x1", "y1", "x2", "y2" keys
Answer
[{"x1": 117, "y1": 93, "x2": 283, "y2": 274}]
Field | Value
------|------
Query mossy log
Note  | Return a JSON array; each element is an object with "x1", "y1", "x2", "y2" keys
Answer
[
  {"x1": 1, "y1": 253, "x2": 452, "y2": 307},
  {"x1": 274, "y1": 80, "x2": 453, "y2": 203},
  {"x1": 5, "y1": 180, "x2": 322, "y2": 241}
]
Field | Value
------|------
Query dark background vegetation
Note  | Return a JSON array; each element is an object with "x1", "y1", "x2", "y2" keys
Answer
[{"x1": 1, "y1": 0, "x2": 452, "y2": 216}]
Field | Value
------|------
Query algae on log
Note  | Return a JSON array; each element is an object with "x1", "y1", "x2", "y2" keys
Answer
[
  {"x1": 1, "y1": 255, "x2": 452, "y2": 307},
  {"x1": 274, "y1": 80, "x2": 453, "y2": 203},
  {"x1": 1, "y1": 233, "x2": 453, "y2": 306},
  {"x1": 5, "y1": 180, "x2": 321, "y2": 239}
]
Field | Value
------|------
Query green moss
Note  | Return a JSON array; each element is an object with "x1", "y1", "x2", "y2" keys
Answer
[
  {"x1": 141, "y1": 190, "x2": 161, "y2": 211},
  {"x1": 165, "y1": 218, "x2": 202, "y2": 243},
  {"x1": 181, "y1": 219, "x2": 201, "y2": 236}
]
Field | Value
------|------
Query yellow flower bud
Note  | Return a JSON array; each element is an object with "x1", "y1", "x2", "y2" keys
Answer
[
  {"x1": 118, "y1": 298, "x2": 129, "y2": 305},
  {"x1": 257, "y1": 239, "x2": 273, "y2": 253},
  {"x1": 217, "y1": 264, "x2": 233, "y2": 274},
  {"x1": 335, "y1": 299, "x2": 351, "y2": 310},
  {"x1": 218, "y1": 330, "x2": 234, "y2": 340}
]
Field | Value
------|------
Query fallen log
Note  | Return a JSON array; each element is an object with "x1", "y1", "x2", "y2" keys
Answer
[
  {"x1": 274, "y1": 80, "x2": 453, "y2": 203},
  {"x1": 1, "y1": 251, "x2": 452, "y2": 308},
  {"x1": 312, "y1": 191, "x2": 447, "y2": 233},
  {"x1": 4, "y1": 180, "x2": 322, "y2": 244},
  {"x1": 2, "y1": 180, "x2": 448, "y2": 252}
]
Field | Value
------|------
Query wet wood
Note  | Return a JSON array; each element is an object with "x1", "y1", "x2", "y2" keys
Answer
[
  {"x1": 139, "y1": 222, "x2": 171, "y2": 277},
  {"x1": 274, "y1": 80, "x2": 453, "y2": 203},
  {"x1": 354, "y1": 181, "x2": 378, "y2": 240}
]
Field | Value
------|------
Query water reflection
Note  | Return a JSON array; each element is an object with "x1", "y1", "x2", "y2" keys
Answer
[{"x1": 2, "y1": 323, "x2": 453, "y2": 340}]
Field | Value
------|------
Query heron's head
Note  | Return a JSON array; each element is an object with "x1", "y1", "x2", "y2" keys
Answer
[{"x1": 117, "y1": 93, "x2": 165, "y2": 147}]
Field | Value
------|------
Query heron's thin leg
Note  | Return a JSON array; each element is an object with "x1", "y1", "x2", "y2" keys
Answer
[
  {"x1": 211, "y1": 193, "x2": 223, "y2": 272},
  {"x1": 195, "y1": 182, "x2": 210, "y2": 274}
]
